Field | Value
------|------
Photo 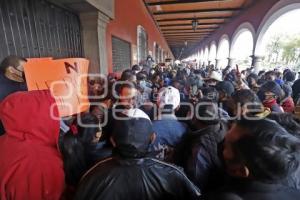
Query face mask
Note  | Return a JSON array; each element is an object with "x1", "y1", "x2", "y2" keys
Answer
[
  {"x1": 139, "y1": 80, "x2": 147, "y2": 88},
  {"x1": 6, "y1": 66, "x2": 25, "y2": 82}
]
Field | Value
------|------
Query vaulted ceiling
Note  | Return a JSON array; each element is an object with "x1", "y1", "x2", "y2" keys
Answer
[{"x1": 144, "y1": 0, "x2": 255, "y2": 59}]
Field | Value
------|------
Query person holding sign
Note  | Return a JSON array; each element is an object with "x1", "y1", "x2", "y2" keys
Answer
[
  {"x1": 0, "y1": 55, "x2": 27, "y2": 101},
  {"x1": 0, "y1": 55, "x2": 28, "y2": 135}
]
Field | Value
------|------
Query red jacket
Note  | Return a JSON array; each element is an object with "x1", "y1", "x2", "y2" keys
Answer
[
  {"x1": 0, "y1": 90, "x2": 65, "y2": 200},
  {"x1": 281, "y1": 96, "x2": 295, "y2": 113}
]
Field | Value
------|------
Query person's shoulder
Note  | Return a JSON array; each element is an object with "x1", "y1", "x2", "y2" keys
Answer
[
  {"x1": 144, "y1": 157, "x2": 187, "y2": 176},
  {"x1": 80, "y1": 157, "x2": 116, "y2": 181},
  {"x1": 201, "y1": 192, "x2": 243, "y2": 200}
]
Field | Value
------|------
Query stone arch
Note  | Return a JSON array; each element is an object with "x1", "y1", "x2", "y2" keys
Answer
[
  {"x1": 217, "y1": 34, "x2": 230, "y2": 68},
  {"x1": 209, "y1": 41, "x2": 217, "y2": 65},
  {"x1": 230, "y1": 22, "x2": 255, "y2": 58},
  {"x1": 255, "y1": 1, "x2": 300, "y2": 56}
]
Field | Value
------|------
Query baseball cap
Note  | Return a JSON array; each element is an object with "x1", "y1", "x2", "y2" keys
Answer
[
  {"x1": 216, "y1": 81, "x2": 235, "y2": 96},
  {"x1": 121, "y1": 108, "x2": 150, "y2": 121},
  {"x1": 112, "y1": 117, "x2": 153, "y2": 151},
  {"x1": 157, "y1": 86, "x2": 180, "y2": 109}
]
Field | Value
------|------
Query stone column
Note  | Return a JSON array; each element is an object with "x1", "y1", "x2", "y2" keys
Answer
[
  {"x1": 227, "y1": 57, "x2": 235, "y2": 67},
  {"x1": 98, "y1": 12, "x2": 110, "y2": 75},
  {"x1": 80, "y1": 12, "x2": 110, "y2": 75},
  {"x1": 251, "y1": 55, "x2": 264, "y2": 72}
]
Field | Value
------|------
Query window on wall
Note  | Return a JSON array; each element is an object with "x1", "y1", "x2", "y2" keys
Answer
[
  {"x1": 137, "y1": 25, "x2": 148, "y2": 64},
  {"x1": 112, "y1": 36, "x2": 131, "y2": 72}
]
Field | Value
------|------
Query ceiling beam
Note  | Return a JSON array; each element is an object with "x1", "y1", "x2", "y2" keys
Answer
[
  {"x1": 147, "y1": 0, "x2": 227, "y2": 6},
  {"x1": 167, "y1": 39, "x2": 203, "y2": 41},
  {"x1": 163, "y1": 29, "x2": 214, "y2": 32},
  {"x1": 165, "y1": 34, "x2": 207, "y2": 37},
  {"x1": 160, "y1": 22, "x2": 223, "y2": 27},
  {"x1": 157, "y1": 16, "x2": 230, "y2": 22},
  {"x1": 153, "y1": 8, "x2": 240, "y2": 15},
  {"x1": 162, "y1": 28, "x2": 217, "y2": 31},
  {"x1": 164, "y1": 33, "x2": 209, "y2": 35},
  {"x1": 165, "y1": 33, "x2": 211, "y2": 36}
]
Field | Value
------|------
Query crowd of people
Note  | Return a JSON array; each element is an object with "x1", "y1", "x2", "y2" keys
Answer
[{"x1": 1, "y1": 55, "x2": 300, "y2": 200}]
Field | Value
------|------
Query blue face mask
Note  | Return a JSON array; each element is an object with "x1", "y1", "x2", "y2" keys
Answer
[{"x1": 139, "y1": 80, "x2": 147, "y2": 89}]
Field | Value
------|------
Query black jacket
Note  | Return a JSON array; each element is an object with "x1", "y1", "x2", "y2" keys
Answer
[
  {"x1": 74, "y1": 156, "x2": 201, "y2": 200},
  {"x1": 203, "y1": 178, "x2": 300, "y2": 200},
  {"x1": 175, "y1": 121, "x2": 228, "y2": 192}
]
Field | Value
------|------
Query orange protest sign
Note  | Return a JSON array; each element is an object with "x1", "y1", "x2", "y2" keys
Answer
[
  {"x1": 26, "y1": 57, "x2": 53, "y2": 62},
  {"x1": 24, "y1": 58, "x2": 90, "y2": 117}
]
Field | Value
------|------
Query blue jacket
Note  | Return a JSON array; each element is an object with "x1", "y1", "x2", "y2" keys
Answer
[
  {"x1": 0, "y1": 74, "x2": 27, "y2": 135},
  {"x1": 175, "y1": 121, "x2": 228, "y2": 192},
  {"x1": 151, "y1": 114, "x2": 187, "y2": 161},
  {"x1": 0, "y1": 73, "x2": 27, "y2": 101}
]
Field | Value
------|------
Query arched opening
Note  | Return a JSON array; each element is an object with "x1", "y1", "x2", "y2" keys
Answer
[
  {"x1": 231, "y1": 24, "x2": 254, "y2": 70},
  {"x1": 256, "y1": 3, "x2": 300, "y2": 70},
  {"x1": 204, "y1": 46, "x2": 209, "y2": 66},
  {"x1": 217, "y1": 35, "x2": 230, "y2": 68},
  {"x1": 200, "y1": 49, "x2": 204, "y2": 66},
  {"x1": 209, "y1": 42, "x2": 217, "y2": 66}
]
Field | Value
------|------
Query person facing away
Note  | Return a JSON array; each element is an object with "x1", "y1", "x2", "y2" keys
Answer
[
  {"x1": 203, "y1": 118, "x2": 300, "y2": 200},
  {"x1": 175, "y1": 99, "x2": 229, "y2": 193},
  {"x1": 74, "y1": 111, "x2": 201, "y2": 200},
  {"x1": 60, "y1": 113, "x2": 110, "y2": 188},
  {"x1": 0, "y1": 55, "x2": 28, "y2": 135},
  {"x1": 151, "y1": 86, "x2": 188, "y2": 161},
  {"x1": 0, "y1": 90, "x2": 65, "y2": 200}
]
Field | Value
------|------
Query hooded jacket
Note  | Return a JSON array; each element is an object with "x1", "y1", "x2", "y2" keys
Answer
[
  {"x1": 74, "y1": 156, "x2": 201, "y2": 200},
  {"x1": 0, "y1": 90, "x2": 65, "y2": 200}
]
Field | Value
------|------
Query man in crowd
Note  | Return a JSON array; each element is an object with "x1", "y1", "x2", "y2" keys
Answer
[
  {"x1": 74, "y1": 112, "x2": 201, "y2": 200},
  {"x1": 0, "y1": 55, "x2": 27, "y2": 101},
  {"x1": 175, "y1": 98, "x2": 229, "y2": 193},
  {"x1": 151, "y1": 86, "x2": 188, "y2": 161},
  {"x1": 0, "y1": 55, "x2": 28, "y2": 135},
  {"x1": 204, "y1": 119, "x2": 300, "y2": 200},
  {"x1": 257, "y1": 81, "x2": 284, "y2": 113}
]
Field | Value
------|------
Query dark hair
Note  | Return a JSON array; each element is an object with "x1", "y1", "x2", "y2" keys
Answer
[
  {"x1": 265, "y1": 71, "x2": 276, "y2": 77},
  {"x1": 60, "y1": 114, "x2": 101, "y2": 186},
  {"x1": 132, "y1": 65, "x2": 141, "y2": 71},
  {"x1": 78, "y1": 114, "x2": 101, "y2": 145},
  {"x1": 232, "y1": 89, "x2": 261, "y2": 106},
  {"x1": 0, "y1": 55, "x2": 27, "y2": 73},
  {"x1": 292, "y1": 79, "x2": 300, "y2": 103},
  {"x1": 247, "y1": 73, "x2": 258, "y2": 82},
  {"x1": 136, "y1": 72, "x2": 147, "y2": 81},
  {"x1": 233, "y1": 119, "x2": 300, "y2": 182},
  {"x1": 267, "y1": 113, "x2": 300, "y2": 138},
  {"x1": 60, "y1": 132, "x2": 87, "y2": 186},
  {"x1": 230, "y1": 89, "x2": 263, "y2": 117},
  {"x1": 120, "y1": 69, "x2": 135, "y2": 81},
  {"x1": 258, "y1": 70, "x2": 265, "y2": 77},
  {"x1": 284, "y1": 71, "x2": 296, "y2": 82},
  {"x1": 161, "y1": 104, "x2": 174, "y2": 114},
  {"x1": 118, "y1": 82, "x2": 136, "y2": 96},
  {"x1": 259, "y1": 81, "x2": 284, "y2": 99},
  {"x1": 201, "y1": 87, "x2": 219, "y2": 102},
  {"x1": 195, "y1": 98, "x2": 220, "y2": 125}
]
